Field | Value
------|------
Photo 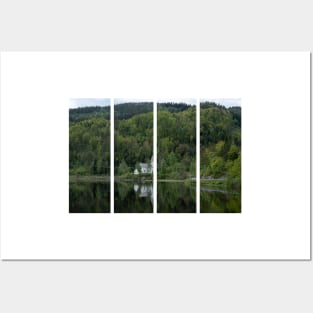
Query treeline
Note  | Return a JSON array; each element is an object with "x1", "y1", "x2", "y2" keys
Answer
[
  {"x1": 114, "y1": 102, "x2": 153, "y2": 120},
  {"x1": 200, "y1": 102, "x2": 241, "y2": 181},
  {"x1": 158, "y1": 105, "x2": 196, "y2": 179},
  {"x1": 69, "y1": 102, "x2": 241, "y2": 182},
  {"x1": 69, "y1": 106, "x2": 110, "y2": 123},
  {"x1": 158, "y1": 102, "x2": 193, "y2": 113},
  {"x1": 69, "y1": 102, "x2": 154, "y2": 123}
]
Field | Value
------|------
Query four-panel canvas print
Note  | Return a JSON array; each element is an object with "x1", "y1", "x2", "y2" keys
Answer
[
  {"x1": 69, "y1": 98, "x2": 241, "y2": 213},
  {"x1": 2, "y1": 51, "x2": 309, "y2": 260}
]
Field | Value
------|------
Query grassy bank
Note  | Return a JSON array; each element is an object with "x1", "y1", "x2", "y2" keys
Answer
[
  {"x1": 115, "y1": 173, "x2": 153, "y2": 182},
  {"x1": 69, "y1": 175, "x2": 239, "y2": 190}
]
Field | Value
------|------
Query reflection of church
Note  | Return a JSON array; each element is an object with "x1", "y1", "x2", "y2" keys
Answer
[
  {"x1": 134, "y1": 156, "x2": 153, "y2": 175},
  {"x1": 134, "y1": 184, "x2": 153, "y2": 205}
]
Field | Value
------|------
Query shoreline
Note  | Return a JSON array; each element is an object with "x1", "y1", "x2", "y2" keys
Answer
[
  {"x1": 69, "y1": 176, "x2": 110, "y2": 183},
  {"x1": 70, "y1": 175, "x2": 239, "y2": 184}
]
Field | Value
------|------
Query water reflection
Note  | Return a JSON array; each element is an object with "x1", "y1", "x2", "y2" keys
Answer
[
  {"x1": 200, "y1": 187, "x2": 241, "y2": 213},
  {"x1": 69, "y1": 181, "x2": 240, "y2": 213},
  {"x1": 69, "y1": 182, "x2": 110, "y2": 213},
  {"x1": 115, "y1": 182, "x2": 153, "y2": 213},
  {"x1": 157, "y1": 182, "x2": 196, "y2": 213}
]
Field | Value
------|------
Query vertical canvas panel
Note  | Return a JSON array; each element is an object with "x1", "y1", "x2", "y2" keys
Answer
[
  {"x1": 200, "y1": 99, "x2": 241, "y2": 213},
  {"x1": 157, "y1": 100, "x2": 196, "y2": 213},
  {"x1": 69, "y1": 99, "x2": 111, "y2": 213},
  {"x1": 114, "y1": 99, "x2": 153, "y2": 213}
]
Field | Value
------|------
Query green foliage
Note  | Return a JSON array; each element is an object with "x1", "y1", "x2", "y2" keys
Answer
[
  {"x1": 157, "y1": 105, "x2": 196, "y2": 179},
  {"x1": 118, "y1": 160, "x2": 130, "y2": 175},
  {"x1": 114, "y1": 102, "x2": 153, "y2": 120},
  {"x1": 69, "y1": 102, "x2": 241, "y2": 183},
  {"x1": 115, "y1": 107, "x2": 153, "y2": 174},
  {"x1": 227, "y1": 155, "x2": 241, "y2": 178},
  {"x1": 70, "y1": 166, "x2": 89, "y2": 176},
  {"x1": 227, "y1": 144, "x2": 239, "y2": 161},
  {"x1": 69, "y1": 102, "x2": 154, "y2": 123},
  {"x1": 69, "y1": 106, "x2": 110, "y2": 123},
  {"x1": 69, "y1": 117, "x2": 110, "y2": 175},
  {"x1": 158, "y1": 102, "x2": 192, "y2": 113},
  {"x1": 69, "y1": 103, "x2": 154, "y2": 177},
  {"x1": 210, "y1": 156, "x2": 225, "y2": 177},
  {"x1": 200, "y1": 102, "x2": 241, "y2": 180}
]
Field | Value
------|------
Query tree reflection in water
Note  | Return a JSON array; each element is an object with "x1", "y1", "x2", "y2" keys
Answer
[
  {"x1": 200, "y1": 188, "x2": 241, "y2": 213},
  {"x1": 114, "y1": 182, "x2": 153, "y2": 213},
  {"x1": 69, "y1": 182, "x2": 110, "y2": 213},
  {"x1": 157, "y1": 182, "x2": 196, "y2": 213}
]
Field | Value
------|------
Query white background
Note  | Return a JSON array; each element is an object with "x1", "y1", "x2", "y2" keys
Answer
[
  {"x1": 1, "y1": 52, "x2": 310, "y2": 260},
  {"x1": 0, "y1": 1, "x2": 312, "y2": 313}
]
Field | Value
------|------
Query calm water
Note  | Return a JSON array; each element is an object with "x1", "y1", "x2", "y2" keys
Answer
[
  {"x1": 69, "y1": 182, "x2": 110, "y2": 213},
  {"x1": 114, "y1": 182, "x2": 153, "y2": 213},
  {"x1": 200, "y1": 187, "x2": 241, "y2": 213},
  {"x1": 157, "y1": 182, "x2": 196, "y2": 213},
  {"x1": 69, "y1": 181, "x2": 240, "y2": 213}
]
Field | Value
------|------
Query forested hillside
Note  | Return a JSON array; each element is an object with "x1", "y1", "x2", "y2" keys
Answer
[
  {"x1": 157, "y1": 104, "x2": 196, "y2": 179},
  {"x1": 200, "y1": 102, "x2": 241, "y2": 181},
  {"x1": 69, "y1": 102, "x2": 241, "y2": 182},
  {"x1": 115, "y1": 107, "x2": 153, "y2": 175},
  {"x1": 69, "y1": 102, "x2": 154, "y2": 123},
  {"x1": 114, "y1": 102, "x2": 153, "y2": 120},
  {"x1": 69, "y1": 106, "x2": 110, "y2": 123},
  {"x1": 69, "y1": 102, "x2": 154, "y2": 177},
  {"x1": 69, "y1": 117, "x2": 110, "y2": 175}
]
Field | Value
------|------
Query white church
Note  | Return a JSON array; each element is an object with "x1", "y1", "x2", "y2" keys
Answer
[{"x1": 134, "y1": 156, "x2": 153, "y2": 175}]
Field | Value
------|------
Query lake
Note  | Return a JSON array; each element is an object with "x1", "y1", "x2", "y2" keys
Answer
[
  {"x1": 69, "y1": 181, "x2": 240, "y2": 213},
  {"x1": 114, "y1": 182, "x2": 153, "y2": 213},
  {"x1": 157, "y1": 182, "x2": 196, "y2": 213},
  {"x1": 200, "y1": 187, "x2": 241, "y2": 213},
  {"x1": 69, "y1": 182, "x2": 110, "y2": 213}
]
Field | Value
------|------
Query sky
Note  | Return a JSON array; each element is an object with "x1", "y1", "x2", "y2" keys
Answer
[
  {"x1": 114, "y1": 98, "x2": 153, "y2": 104},
  {"x1": 69, "y1": 98, "x2": 241, "y2": 108},
  {"x1": 200, "y1": 98, "x2": 241, "y2": 107},
  {"x1": 69, "y1": 98, "x2": 110, "y2": 108}
]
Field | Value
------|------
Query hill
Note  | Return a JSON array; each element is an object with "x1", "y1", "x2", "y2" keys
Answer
[
  {"x1": 69, "y1": 102, "x2": 154, "y2": 123},
  {"x1": 200, "y1": 102, "x2": 241, "y2": 184},
  {"x1": 69, "y1": 101, "x2": 241, "y2": 183}
]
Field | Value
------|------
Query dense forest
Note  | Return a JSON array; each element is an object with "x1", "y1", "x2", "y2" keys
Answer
[
  {"x1": 157, "y1": 103, "x2": 196, "y2": 179},
  {"x1": 115, "y1": 103, "x2": 153, "y2": 176},
  {"x1": 69, "y1": 102, "x2": 153, "y2": 122},
  {"x1": 69, "y1": 106, "x2": 110, "y2": 123},
  {"x1": 200, "y1": 102, "x2": 241, "y2": 183},
  {"x1": 69, "y1": 101, "x2": 241, "y2": 183},
  {"x1": 69, "y1": 116, "x2": 110, "y2": 175},
  {"x1": 69, "y1": 102, "x2": 155, "y2": 177}
]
